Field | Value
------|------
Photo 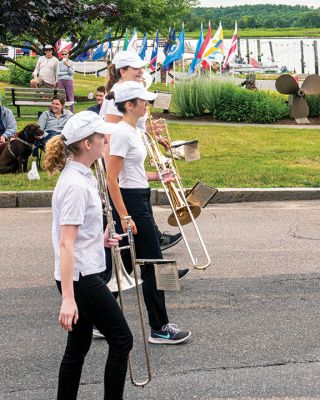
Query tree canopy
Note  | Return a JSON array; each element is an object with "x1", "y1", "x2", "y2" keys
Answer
[
  {"x1": 0, "y1": 0, "x2": 196, "y2": 67},
  {"x1": 183, "y1": 4, "x2": 320, "y2": 31}
]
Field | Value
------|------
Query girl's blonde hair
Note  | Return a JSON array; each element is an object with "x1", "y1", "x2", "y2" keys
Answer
[{"x1": 43, "y1": 133, "x2": 95, "y2": 175}]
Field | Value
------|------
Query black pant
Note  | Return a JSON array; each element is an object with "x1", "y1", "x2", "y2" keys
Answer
[
  {"x1": 56, "y1": 273, "x2": 133, "y2": 400},
  {"x1": 105, "y1": 188, "x2": 169, "y2": 331}
]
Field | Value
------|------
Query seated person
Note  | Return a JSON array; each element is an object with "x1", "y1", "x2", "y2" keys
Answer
[
  {"x1": 30, "y1": 44, "x2": 58, "y2": 88},
  {"x1": 38, "y1": 95, "x2": 73, "y2": 144},
  {"x1": 87, "y1": 86, "x2": 106, "y2": 114},
  {"x1": 0, "y1": 94, "x2": 17, "y2": 144}
]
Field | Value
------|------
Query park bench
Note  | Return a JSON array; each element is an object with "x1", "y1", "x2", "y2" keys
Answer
[{"x1": 4, "y1": 87, "x2": 74, "y2": 117}]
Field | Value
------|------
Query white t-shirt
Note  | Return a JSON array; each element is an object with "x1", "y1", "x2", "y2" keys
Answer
[
  {"x1": 102, "y1": 82, "x2": 147, "y2": 130},
  {"x1": 109, "y1": 121, "x2": 149, "y2": 189},
  {"x1": 52, "y1": 160, "x2": 106, "y2": 281}
]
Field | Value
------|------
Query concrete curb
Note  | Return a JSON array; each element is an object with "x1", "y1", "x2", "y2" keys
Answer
[{"x1": 1, "y1": 188, "x2": 320, "y2": 208}]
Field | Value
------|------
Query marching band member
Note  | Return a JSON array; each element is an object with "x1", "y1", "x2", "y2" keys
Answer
[
  {"x1": 44, "y1": 111, "x2": 133, "y2": 399},
  {"x1": 107, "y1": 81, "x2": 191, "y2": 345},
  {"x1": 102, "y1": 50, "x2": 189, "y2": 276}
]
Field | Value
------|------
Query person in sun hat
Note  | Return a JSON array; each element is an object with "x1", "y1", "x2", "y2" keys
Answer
[
  {"x1": 30, "y1": 44, "x2": 58, "y2": 88},
  {"x1": 106, "y1": 81, "x2": 191, "y2": 345},
  {"x1": 43, "y1": 111, "x2": 132, "y2": 399}
]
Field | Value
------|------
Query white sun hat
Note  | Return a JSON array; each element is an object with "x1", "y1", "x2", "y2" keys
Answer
[
  {"x1": 112, "y1": 50, "x2": 147, "y2": 69},
  {"x1": 113, "y1": 81, "x2": 157, "y2": 103},
  {"x1": 62, "y1": 111, "x2": 117, "y2": 146}
]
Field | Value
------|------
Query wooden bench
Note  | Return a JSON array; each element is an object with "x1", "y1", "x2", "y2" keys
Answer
[{"x1": 4, "y1": 87, "x2": 74, "y2": 117}]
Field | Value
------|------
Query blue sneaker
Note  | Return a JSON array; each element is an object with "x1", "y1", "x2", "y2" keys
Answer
[{"x1": 148, "y1": 323, "x2": 191, "y2": 345}]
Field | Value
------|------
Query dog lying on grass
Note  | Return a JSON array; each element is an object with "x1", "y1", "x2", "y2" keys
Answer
[{"x1": 0, "y1": 124, "x2": 44, "y2": 174}]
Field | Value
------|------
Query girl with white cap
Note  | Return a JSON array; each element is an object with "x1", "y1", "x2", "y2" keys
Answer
[
  {"x1": 101, "y1": 51, "x2": 187, "y2": 277},
  {"x1": 107, "y1": 82, "x2": 191, "y2": 345},
  {"x1": 44, "y1": 111, "x2": 133, "y2": 399}
]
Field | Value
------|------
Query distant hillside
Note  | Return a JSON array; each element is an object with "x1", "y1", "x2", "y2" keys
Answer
[{"x1": 183, "y1": 4, "x2": 320, "y2": 30}]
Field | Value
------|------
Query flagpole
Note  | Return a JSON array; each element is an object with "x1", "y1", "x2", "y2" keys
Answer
[{"x1": 173, "y1": 61, "x2": 176, "y2": 85}]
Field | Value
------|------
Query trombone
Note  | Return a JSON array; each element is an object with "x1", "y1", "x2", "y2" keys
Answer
[
  {"x1": 94, "y1": 158, "x2": 152, "y2": 388},
  {"x1": 141, "y1": 108, "x2": 211, "y2": 270}
]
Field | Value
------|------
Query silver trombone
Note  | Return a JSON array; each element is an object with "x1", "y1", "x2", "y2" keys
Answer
[{"x1": 94, "y1": 158, "x2": 152, "y2": 387}]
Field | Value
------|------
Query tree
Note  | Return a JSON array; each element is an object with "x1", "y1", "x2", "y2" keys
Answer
[{"x1": 0, "y1": 0, "x2": 196, "y2": 70}]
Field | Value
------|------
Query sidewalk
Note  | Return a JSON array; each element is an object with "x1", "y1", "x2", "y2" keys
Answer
[{"x1": 1, "y1": 187, "x2": 320, "y2": 208}]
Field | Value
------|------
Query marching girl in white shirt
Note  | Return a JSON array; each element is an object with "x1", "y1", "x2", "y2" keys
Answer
[
  {"x1": 107, "y1": 82, "x2": 191, "y2": 345},
  {"x1": 44, "y1": 111, "x2": 133, "y2": 399}
]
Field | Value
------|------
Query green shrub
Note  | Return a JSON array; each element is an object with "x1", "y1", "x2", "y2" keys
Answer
[
  {"x1": 10, "y1": 56, "x2": 37, "y2": 86},
  {"x1": 306, "y1": 94, "x2": 320, "y2": 117},
  {"x1": 172, "y1": 78, "x2": 289, "y2": 123},
  {"x1": 0, "y1": 68, "x2": 10, "y2": 82}
]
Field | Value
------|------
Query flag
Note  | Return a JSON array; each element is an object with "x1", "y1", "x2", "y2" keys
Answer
[
  {"x1": 75, "y1": 39, "x2": 96, "y2": 62},
  {"x1": 92, "y1": 41, "x2": 110, "y2": 61},
  {"x1": 163, "y1": 28, "x2": 175, "y2": 56},
  {"x1": 196, "y1": 22, "x2": 212, "y2": 59},
  {"x1": 127, "y1": 30, "x2": 139, "y2": 52},
  {"x1": 55, "y1": 38, "x2": 62, "y2": 55},
  {"x1": 203, "y1": 22, "x2": 224, "y2": 61},
  {"x1": 92, "y1": 33, "x2": 111, "y2": 61},
  {"x1": 188, "y1": 25, "x2": 204, "y2": 75},
  {"x1": 163, "y1": 28, "x2": 176, "y2": 71},
  {"x1": 139, "y1": 33, "x2": 148, "y2": 60},
  {"x1": 249, "y1": 57, "x2": 260, "y2": 67},
  {"x1": 150, "y1": 31, "x2": 159, "y2": 72},
  {"x1": 123, "y1": 29, "x2": 129, "y2": 50},
  {"x1": 162, "y1": 29, "x2": 184, "y2": 68},
  {"x1": 60, "y1": 41, "x2": 73, "y2": 56},
  {"x1": 223, "y1": 22, "x2": 238, "y2": 69}
]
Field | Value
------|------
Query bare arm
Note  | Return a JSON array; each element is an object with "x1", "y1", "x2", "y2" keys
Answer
[
  {"x1": 59, "y1": 224, "x2": 79, "y2": 331},
  {"x1": 107, "y1": 155, "x2": 137, "y2": 234}
]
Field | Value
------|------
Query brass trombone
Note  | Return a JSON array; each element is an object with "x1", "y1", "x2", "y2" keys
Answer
[
  {"x1": 141, "y1": 109, "x2": 211, "y2": 270},
  {"x1": 94, "y1": 158, "x2": 152, "y2": 387}
]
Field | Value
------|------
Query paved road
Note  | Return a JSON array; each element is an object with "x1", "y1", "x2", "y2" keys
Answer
[{"x1": 1, "y1": 202, "x2": 320, "y2": 399}]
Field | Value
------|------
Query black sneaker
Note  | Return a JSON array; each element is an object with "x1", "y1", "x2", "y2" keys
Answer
[
  {"x1": 178, "y1": 268, "x2": 190, "y2": 280},
  {"x1": 160, "y1": 232, "x2": 183, "y2": 251},
  {"x1": 148, "y1": 323, "x2": 191, "y2": 345}
]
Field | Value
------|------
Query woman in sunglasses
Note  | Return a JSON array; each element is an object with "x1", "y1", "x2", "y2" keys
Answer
[{"x1": 57, "y1": 49, "x2": 75, "y2": 113}]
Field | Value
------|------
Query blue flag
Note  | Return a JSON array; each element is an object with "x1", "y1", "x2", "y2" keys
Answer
[
  {"x1": 163, "y1": 28, "x2": 176, "y2": 71},
  {"x1": 162, "y1": 30, "x2": 184, "y2": 68},
  {"x1": 75, "y1": 39, "x2": 96, "y2": 62},
  {"x1": 139, "y1": 33, "x2": 148, "y2": 60},
  {"x1": 189, "y1": 27, "x2": 204, "y2": 75},
  {"x1": 92, "y1": 34, "x2": 112, "y2": 61}
]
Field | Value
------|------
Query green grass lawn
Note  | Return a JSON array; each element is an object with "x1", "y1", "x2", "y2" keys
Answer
[{"x1": 1, "y1": 123, "x2": 320, "y2": 191}]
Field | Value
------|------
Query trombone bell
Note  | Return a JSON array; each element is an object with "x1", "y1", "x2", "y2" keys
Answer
[{"x1": 168, "y1": 204, "x2": 201, "y2": 227}]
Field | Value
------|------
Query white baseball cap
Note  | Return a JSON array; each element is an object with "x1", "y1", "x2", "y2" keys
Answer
[
  {"x1": 44, "y1": 44, "x2": 54, "y2": 50},
  {"x1": 114, "y1": 81, "x2": 157, "y2": 103},
  {"x1": 62, "y1": 111, "x2": 117, "y2": 146},
  {"x1": 112, "y1": 51, "x2": 146, "y2": 69}
]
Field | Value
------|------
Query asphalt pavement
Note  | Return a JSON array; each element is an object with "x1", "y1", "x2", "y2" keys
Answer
[{"x1": 1, "y1": 202, "x2": 320, "y2": 399}]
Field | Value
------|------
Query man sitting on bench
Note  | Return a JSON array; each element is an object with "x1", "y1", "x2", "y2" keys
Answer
[{"x1": 30, "y1": 45, "x2": 59, "y2": 89}]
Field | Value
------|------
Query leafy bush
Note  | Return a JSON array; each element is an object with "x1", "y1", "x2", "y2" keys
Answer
[
  {"x1": 172, "y1": 78, "x2": 289, "y2": 123},
  {"x1": 0, "y1": 68, "x2": 10, "y2": 82},
  {"x1": 306, "y1": 94, "x2": 320, "y2": 117},
  {"x1": 10, "y1": 56, "x2": 37, "y2": 86}
]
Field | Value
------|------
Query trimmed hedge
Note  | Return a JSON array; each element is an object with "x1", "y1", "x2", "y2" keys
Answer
[{"x1": 172, "y1": 78, "x2": 290, "y2": 123}]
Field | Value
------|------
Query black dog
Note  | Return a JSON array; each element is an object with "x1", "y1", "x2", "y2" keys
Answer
[{"x1": 0, "y1": 124, "x2": 44, "y2": 174}]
